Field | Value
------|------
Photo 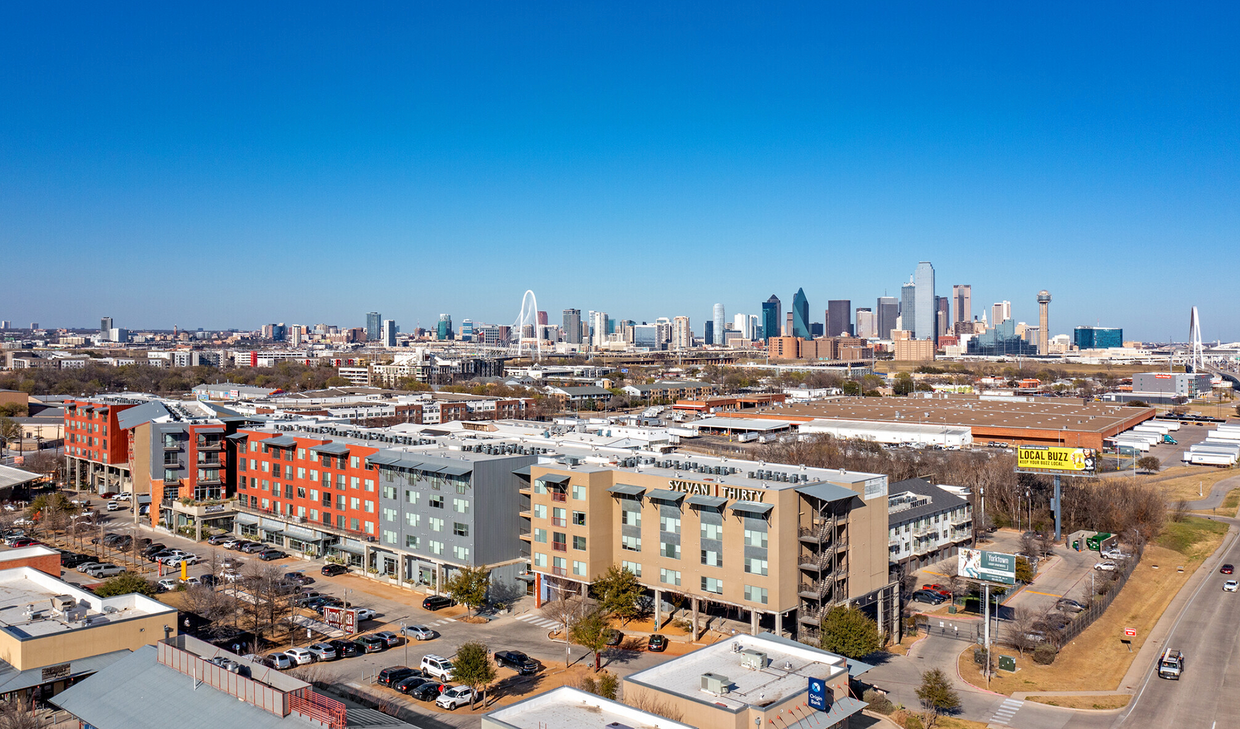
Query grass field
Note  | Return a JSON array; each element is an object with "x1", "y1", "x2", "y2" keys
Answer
[
  {"x1": 1194, "y1": 489, "x2": 1240, "y2": 516},
  {"x1": 960, "y1": 517, "x2": 1228, "y2": 694},
  {"x1": 1026, "y1": 695, "x2": 1130, "y2": 710},
  {"x1": 1146, "y1": 466, "x2": 1237, "y2": 503}
]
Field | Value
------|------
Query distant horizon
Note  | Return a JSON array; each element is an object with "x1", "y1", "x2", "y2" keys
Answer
[{"x1": 3, "y1": 4, "x2": 1237, "y2": 340}]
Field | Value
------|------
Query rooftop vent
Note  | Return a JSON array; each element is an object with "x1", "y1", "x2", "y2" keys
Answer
[
  {"x1": 51, "y1": 595, "x2": 75, "y2": 611},
  {"x1": 700, "y1": 672, "x2": 731, "y2": 695}
]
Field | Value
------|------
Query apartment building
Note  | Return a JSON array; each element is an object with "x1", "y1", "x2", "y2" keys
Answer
[
  {"x1": 519, "y1": 453, "x2": 895, "y2": 640},
  {"x1": 886, "y1": 478, "x2": 973, "y2": 575},
  {"x1": 620, "y1": 381, "x2": 718, "y2": 402},
  {"x1": 62, "y1": 397, "x2": 143, "y2": 493}
]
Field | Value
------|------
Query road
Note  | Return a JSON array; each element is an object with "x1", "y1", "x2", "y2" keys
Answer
[{"x1": 1110, "y1": 516, "x2": 1240, "y2": 729}]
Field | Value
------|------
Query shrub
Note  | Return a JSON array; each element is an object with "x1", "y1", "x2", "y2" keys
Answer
[
  {"x1": 598, "y1": 671, "x2": 618, "y2": 700},
  {"x1": 1032, "y1": 643, "x2": 1057, "y2": 665},
  {"x1": 864, "y1": 689, "x2": 894, "y2": 715}
]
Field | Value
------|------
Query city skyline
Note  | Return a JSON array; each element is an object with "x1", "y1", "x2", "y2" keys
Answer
[{"x1": 2, "y1": 5, "x2": 1238, "y2": 340}]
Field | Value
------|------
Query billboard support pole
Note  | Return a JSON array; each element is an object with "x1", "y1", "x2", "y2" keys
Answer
[
  {"x1": 983, "y1": 582, "x2": 991, "y2": 686},
  {"x1": 1054, "y1": 475, "x2": 1062, "y2": 542}
]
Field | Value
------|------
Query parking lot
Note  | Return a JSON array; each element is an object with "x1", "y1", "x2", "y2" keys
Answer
[{"x1": 15, "y1": 489, "x2": 683, "y2": 727}]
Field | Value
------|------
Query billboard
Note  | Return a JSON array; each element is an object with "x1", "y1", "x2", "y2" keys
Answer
[
  {"x1": 1016, "y1": 446, "x2": 1097, "y2": 476},
  {"x1": 959, "y1": 548, "x2": 1016, "y2": 585},
  {"x1": 322, "y1": 607, "x2": 359, "y2": 634}
]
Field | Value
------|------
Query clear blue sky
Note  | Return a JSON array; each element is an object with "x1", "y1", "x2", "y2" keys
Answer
[{"x1": 2, "y1": 3, "x2": 1237, "y2": 341}]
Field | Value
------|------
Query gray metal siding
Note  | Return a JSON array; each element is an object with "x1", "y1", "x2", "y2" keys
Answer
[{"x1": 474, "y1": 455, "x2": 538, "y2": 566}]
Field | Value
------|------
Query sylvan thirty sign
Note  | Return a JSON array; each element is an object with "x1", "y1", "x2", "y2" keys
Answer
[{"x1": 667, "y1": 480, "x2": 767, "y2": 503}]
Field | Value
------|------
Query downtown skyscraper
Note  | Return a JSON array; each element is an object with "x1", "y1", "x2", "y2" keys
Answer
[
  {"x1": 914, "y1": 261, "x2": 935, "y2": 342},
  {"x1": 762, "y1": 295, "x2": 781, "y2": 342},
  {"x1": 791, "y1": 288, "x2": 810, "y2": 339}
]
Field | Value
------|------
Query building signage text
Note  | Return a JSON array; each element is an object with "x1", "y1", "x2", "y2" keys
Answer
[{"x1": 668, "y1": 480, "x2": 766, "y2": 503}]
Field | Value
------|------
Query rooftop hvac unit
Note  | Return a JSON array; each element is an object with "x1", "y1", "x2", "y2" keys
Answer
[
  {"x1": 700, "y1": 673, "x2": 731, "y2": 694},
  {"x1": 51, "y1": 595, "x2": 76, "y2": 611},
  {"x1": 739, "y1": 649, "x2": 767, "y2": 670}
]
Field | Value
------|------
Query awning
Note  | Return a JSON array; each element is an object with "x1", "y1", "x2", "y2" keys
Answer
[
  {"x1": 647, "y1": 489, "x2": 685, "y2": 504},
  {"x1": 797, "y1": 482, "x2": 858, "y2": 504},
  {"x1": 261, "y1": 527, "x2": 286, "y2": 537},
  {"x1": 730, "y1": 501, "x2": 773, "y2": 517},
  {"x1": 262, "y1": 436, "x2": 296, "y2": 448},
  {"x1": 310, "y1": 442, "x2": 350, "y2": 455},
  {"x1": 333, "y1": 544, "x2": 365, "y2": 556},
  {"x1": 439, "y1": 464, "x2": 472, "y2": 476},
  {"x1": 512, "y1": 465, "x2": 533, "y2": 477},
  {"x1": 686, "y1": 494, "x2": 728, "y2": 510},
  {"x1": 235, "y1": 514, "x2": 259, "y2": 526},
  {"x1": 286, "y1": 524, "x2": 324, "y2": 541},
  {"x1": 367, "y1": 453, "x2": 404, "y2": 466},
  {"x1": 537, "y1": 473, "x2": 571, "y2": 486},
  {"x1": 607, "y1": 484, "x2": 646, "y2": 497},
  {"x1": 225, "y1": 433, "x2": 249, "y2": 441},
  {"x1": 0, "y1": 649, "x2": 129, "y2": 694}
]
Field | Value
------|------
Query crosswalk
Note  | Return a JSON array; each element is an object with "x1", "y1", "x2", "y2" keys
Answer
[
  {"x1": 427, "y1": 617, "x2": 456, "y2": 627},
  {"x1": 988, "y1": 697, "x2": 1023, "y2": 726},
  {"x1": 513, "y1": 613, "x2": 562, "y2": 630}
]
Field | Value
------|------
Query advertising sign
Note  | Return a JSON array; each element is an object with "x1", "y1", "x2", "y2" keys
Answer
[
  {"x1": 807, "y1": 677, "x2": 832, "y2": 711},
  {"x1": 322, "y1": 606, "x2": 358, "y2": 634},
  {"x1": 959, "y1": 548, "x2": 1017, "y2": 585},
  {"x1": 1016, "y1": 446, "x2": 1097, "y2": 476}
]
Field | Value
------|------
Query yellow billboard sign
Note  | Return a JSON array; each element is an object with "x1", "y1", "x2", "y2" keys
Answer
[{"x1": 1016, "y1": 446, "x2": 1097, "y2": 475}]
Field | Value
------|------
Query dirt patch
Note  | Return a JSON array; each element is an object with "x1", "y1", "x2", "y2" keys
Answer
[
  {"x1": 1026, "y1": 694, "x2": 1130, "y2": 710},
  {"x1": 457, "y1": 615, "x2": 488, "y2": 624}
]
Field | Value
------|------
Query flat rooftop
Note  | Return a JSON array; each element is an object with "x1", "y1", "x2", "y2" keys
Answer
[
  {"x1": 737, "y1": 395, "x2": 1153, "y2": 434},
  {"x1": 625, "y1": 634, "x2": 850, "y2": 712},
  {"x1": 483, "y1": 686, "x2": 694, "y2": 729},
  {"x1": 0, "y1": 566, "x2": 174, "y2": 640}
]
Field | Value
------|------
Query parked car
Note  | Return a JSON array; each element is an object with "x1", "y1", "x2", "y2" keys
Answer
[
  {"x1": 1225, "y1": 580, "x2": 1238, "y2": 593},
  {"x1": 1101, "y1": 549, "x2": 1127, "y2": 560},
  {"x1": 328, "y1": 639, "x2": 364, "y2": 658},
  {"x1": 221, "y1": 539, "x2": 244, "y2": 550},
  {"x1": 355, "y1": 636, "x2": 386, "y2": 653},
  {"x1": 142, "y1": 543, "x2": 166, "y2": 556},
  {"x1": 494, "y1": 650, "x2": 539, "y2": 674},
  {"x1": 911, "y1": 589, "x2": 947, "y2": 605},
  {"x1": 10, "y1": 538, "x2": 41, "y2": 548},
  {"x1": 407, "y1": 682, "x2": 443, "y2": 701},
  {"x1": 605, "y1": 629, "x2": 623, "y2": 647},
  {"x1": 198, "y1": 574, "x2": 220, "y2": 588},
  {"x1": 221, "y1": 571, "x2": 245, "y2": 584},
  {"x1": 221, "y1": 557, "x2": 244, "y2": 570},
  {"x1": 157, "y1": 578, "x2": 181, "y2": 592},
  {"x1": 401, "y1": 625, "x2": 436, "y2": 641},
  {"x1": 88, "y1": 564, "x2": 125, "y2": 578},
  {"x1": 75, "y1": 562, "x2": 102, "y2": 574},
  {"x1": 106, "y1": 501, "x2": 123, "y2": 512},
  {"x1": 436, "y1": 686, "x2": 475, "y2": 710},
  {"x1": 241, "y1": 543, "x2": 267, "y2": 554},
  {"x1": 374, "y1": 631, "x2": 401, "y2": 648},
  {"x1": 1222, "y1": 564, "x2": 1235, "y2": 575},
  {"x1": 284, "y1": 647, "x2": 315, "y2": 666},
  {"x1": 168, "y1": 555, "x2": 200, "y2": 567},
  {"x1": 420, "y1": 655, "x2": 454, "y2": 681},
  {"x1": 377, "y1": 666, "x2": 417, "y2": 687},
  {"x1": 206, "y1": 534, "x2": 232, "y2": 545},
  {"x1": 647, "y1": 634, "x2": 669, "y2": 652},
  {"x1": 394, "y1": 676, "x2": 433, "y2": 694},
  {"x1": 183, "y1": 577, "x2": 201, "y2": 587},
  {"x1": 283, "y1": 572, "x2": 314, "y2": 586},
  {"x1": 321, "y1": 564, "x2": 349, "y2": 576},
  {"x1": 307, "y1": 643, "x2": 338, "y2": 661},
  {"x1": 294, "y1": 593, "x2": 324, "y2": 607},
  {"x1": 354, "y1": 608, "x2": 377, "y2": 622},
  {"x1": 421, "y1": 595, "x2": 454, "y2": 611},
  {"x1": 1094, "y1": 561, "x2": 1118, "y2": 572},
  {"x1": 1056, "y1": 598, "x2": 1087, "y2": 613},
  {"x1": 259, "y1": 550, "x2": 287, "y2": 561},
  {"x1": 264, "y1": 653, "x2": 295, "y2": 670},
  {"x1": 920, "y1": 584, "x2": 952, "y2": 598}
]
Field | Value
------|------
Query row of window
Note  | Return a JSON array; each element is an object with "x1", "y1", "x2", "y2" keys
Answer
[{"x1": 238, "y1": 494, "x2": 377, "y2": 535}]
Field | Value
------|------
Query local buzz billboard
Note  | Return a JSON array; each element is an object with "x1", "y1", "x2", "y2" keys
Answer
[
  {"x1": 958, "y1": 548, "x2": 1016, "y2": 585},
  {"x1": 1016, "y1": 446, "x2": 1097, "y2": 476}
]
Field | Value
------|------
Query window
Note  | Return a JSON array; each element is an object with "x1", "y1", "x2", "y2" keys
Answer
[
  {"x1": 453, "y1": 498, "x2": 469, "y2": 514},
  {"x1": 573, "y1": 560, "x2": 587, "y2": 576},
  {"x1": 744, "y1": 528, "x2": 768, "y2": 549},
  {"x1": 622, "y1": 510, "x2": 641, "y2": 528},
  {"x1": 309, "y1": 469, "x2": 318, "y2": 481},
  {"x1": 297, "y1": 467, "x2": 305, "y2": 479},
  {"x1": 262, "y1": 461, "x2": 269, "y2": 472},
  {"x1": 621, "y1": 535, "x2": 641, "y2": 552},
  {"x1": 573, "y1": 535, "x2": 587, "y2": 551},
  {"x1": 310, "y1": 508, "x2": 318, "y2": 521},
  {"x1": 429, "y1": 540, "x2": 444, "y2": 556},
  {"x1": 296, "y1": 487, "x2": 306, "y2": 499},
  {"x1": 282, "y1": 484, "x2": 292, "y2": 499},
  {"x1": 429, "y1": 517, "x2": 444, "y2": 532},
  {"x1": 406, "y1": 513, "x2": 421, "y2": 528},
  {"x1": 553, "y1": 556, "x2": 566, "y2": 573},
  {"x1": 533, "y1": 553, "x2": 547, "y2": 568},
  {"x1": 573, "y1": 511, "x2": 586, "y2": 526},
  {"x1": 382, "y1": 486, "x2": 396, "y2": 500},
  {"x1": 406, "y1": 535, "x2": 420, "y2": 549},
  {"x1": 453, "y1": 545, "x2": 470, "y2": 561},
  {"x1": 454, "y1": 522, "x2": 469, "y2": 537},
  {"x1": 621, "y1": 560, "x2": 642, "y2": 577},
  {"x1": 363, "y1": 500, "x2": 375, "y2": 513},
  {"x1": 309, "y1": 489, "x2": 318, "y2": 501},
  {"x1": 552, "y1": 532, "x2": 567, "y2": 551},
  {"x1": 364, "y1": 521, "x2": 375, "y2": 535},
  {"x1": 534, "y1": 528, "x2": 547, "y2": 543},
  {"x1": 552, "y1": 507, "x2": 566, "y2": 526},
  {"x1": 382, "y1": 508, "x2": 397, "y2": 522},
  {"x1": 660, "y1": 542, "x2": 680, "y2": 559},
  {"x1": 701, "y1": 549, "x2": 722, "y2": 567},
  {"x1": 164, "y1": 469, "x2": 178, "y2": 483},
  {"x1": 336, "y1": 494, "x2": 346, "y2": 510},
  {"x1": 350, "y1": 497, "x2": 360, "y2": 510},
  {"x1": 364, "y1": 479, "x2": 375, "y2": 492},
  {"x1": 701, "y1": 576, "x2": 723, "y2": 594},
  {"x1": 238, "y1": 458, "x2": 247, "y2": 471},
  {"x1": 572, "y1": 484, "x2": 586, "y2": 500},
  {"x1": 250, "y1": 441, "x2": 258, "y2": 452},
  {"x1": 297, "y1": 448, "x2": 305, "y2": 460},
  {"x1": 350, "y1": 477, "x2": 360, "y2": 490},
  {"x1": 701, "y1": 522, "x2": 723, "y2": 540},
  {"x1": 350, "y1": 518, "x2": 359, "y2": 531},
  {"x1": 533, "y1": 504, "x2": 547, "y2": 519},
  {"x1": 406, "y1": 490, "x2": 419, "y2": 505},
  {"x1": 336, "y1": 475, "x2": 346, "y2": 490},
  {"x1": 660, "y1": 515, "x2": 681, "y2": 534},
  {"x1": 382, "y1": 530, "x2": 397, "y2": 545},
  {"x1": 533, "y1": 480, "x2": 547, "y2": 494},
  {"x1": 350, "y1": 456, "x2": 359, "y2": 468},
  {"x1": 744, "y1": 585, "x2": 768, "y2": 605},
  {"x1": 456, "y1": 482, "x2": 468, "y2": 494},
  {"x1": 429, "y1": 496, "x2": 444, "y2": 509},
  {"x1": 659, "y1": 569, "x2": 681, "y2": 586},
  {"x1": 744, "y1": 557, "x2": 768, "y2": 576}
]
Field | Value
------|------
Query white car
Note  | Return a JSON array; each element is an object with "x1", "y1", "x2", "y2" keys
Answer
[
  {"x1": 167, "y1": 555, "x2": 200, "y2": 567},
  {"x1": 402, "y1": 625, "x2": 436, "y2": 641},
  {"x1": 435, "y1": 686, "x2": 475, "y2": 710},
  {"x1": 420, "y1": 654, "x2": 454, "y2": 682},
  {"x1": 158, "y1": 578, "x2": 181, "y2": 591},
  {"x1": 1225, "y1": 580, "x2": 1238, "y2": 593},
  {"x1": 1094, "y1": 561, "x2": 1118, "y2": 572},
  {"x1": 354, "y1": 608, "x2": 377, "y2": 621},
  {"x1": 157, "y1": 551, "x2": 190, "y2": 564},
  {"x1": 284, "y1": 647, "x2": 315, "y2": 666},
  {"x1": 1101, "y1": 549, "x2": 1126, "y2": 560},
  {"x1": 221, "y1": 571, "x2": 245, "y2": 583}
]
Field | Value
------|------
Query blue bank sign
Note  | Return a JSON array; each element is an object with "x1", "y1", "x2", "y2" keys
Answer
[{"x1": 807, "y1": 677, "x2": 832, "y2": 711}]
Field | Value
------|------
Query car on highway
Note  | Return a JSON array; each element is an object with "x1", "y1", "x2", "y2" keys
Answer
[
  {"x1": 259, "y1": 550, "x2": 287, "y2": 561},
  {"x1": 1094, "y1": 561, "x2": 1118, "y2": 572},
  {"x1": 421, "y1": 595, "x2": 454, "y2": 611},
  {"x1": 307, "y1": 642, "x2": 338, "y2": 661},
  {"x1": 284, "y1": 647, "x2": 314, "y2": 666},
  {"x1": 911, "y1": 589, "x2": 947, "y2": 605},
  {"x1": 647, "y1": 634, "x2": 668, "y2": 652},
  {"x1": 355, "y1": 636, "x2": 387, "y2": 653},
  {"x1": 494, "y1": 651, "x2": 539, "y2": 674},
  {"x1": 328, "y1": 639, "x2": 364, "y2": 658},
  {"x1": 321, "y1": 564, "x2": 349, "y2": 576},
  {"x1": 435, "y1": 685, "x2": 475, "y2": 710},
  {"x1": 374, "y1": 631, "x2": 401, "y2": 648},
  {"x1": 395, "y1": 676, "x2": 433, "y2": 695},
  {"x1": 401, "y1": 625, "x2": 436, "y2": 641},
  {"x1": 407, "y1": 682, "x2": 443, "y2": 701},
  {"x1": 1225, "y1": 580, "x2": 1238, "y2": 593},
  {"x1": 377, "y1": 667, "x2": 417, "y2": 687},
  {"x1": 1222, "y1": 564, "x2": 1235, "y2": 575}
]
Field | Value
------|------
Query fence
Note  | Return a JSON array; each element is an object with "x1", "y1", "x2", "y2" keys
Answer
[{"x1": 1052, "y1": 545, "x2": 1144, "y2": 648}]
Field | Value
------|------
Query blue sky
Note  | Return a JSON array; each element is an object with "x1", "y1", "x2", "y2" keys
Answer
[{"x1": 2, "y1": 3, "x2": 1237, "y2": 341}]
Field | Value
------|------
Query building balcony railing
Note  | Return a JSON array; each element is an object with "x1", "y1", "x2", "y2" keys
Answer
[
  {"x1": 550, "y1": 492, "x2": 567, "y2": 503},
  {"x1": 551, "y1": 566, "x2": 567, "y2": 577},
  {"x1": 552, "y1": 542, "x2": 567, "y2": 552},
  {"x1": 799, "y1": 553, "x2": 833, "y2": 572},
  {"x1": 798, "y1": 524, "x2": 833, "y2": 545},
  {"x1": 196, "y1": 440, "x2": 224, "y2": 451},
  {"x1": 551, "y1": 517, "x2": 567, "y2": 527},
  {"x1": 798, "y1": 580, "x2": 831, "y2": 600},
  {"x1": 163, "y1": 443, "x2": 180, "y2": 451}
]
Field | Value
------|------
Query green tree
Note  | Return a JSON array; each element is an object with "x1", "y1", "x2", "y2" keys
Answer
[
  {"x1": 1136, "y1": 456, "x2": 1161, "y2": 474},
  {"x1": 819, "y1": 605, "x2": 882, "y2": 659},
  {"x1": 1014, "y1": 556, "x2": 1034, "y2": 584},
  {"x1": 570, "y1": 608, "x2": 613, "y2": 671},
  {"x1": 593, "y1": 565, "x2": 644, "y2": 622},
  {"x1": 915, "y1": 668, "x2": 960, "y2": 724},
  {"x1": 94, "y1": 573, "x2": 158, "y2": 598},
  {"x1": 450, "y1": 640, "x2": 496, "y2": 708},
  {"x1": 893, "y1": 372, "x2": 915, "y2": 396},
  {"x1": 444, "y1": 565, "x2": 491, "y2": 617},
  {"x1": 0, "y1": 416, "x2": 21, "y2": 455}
]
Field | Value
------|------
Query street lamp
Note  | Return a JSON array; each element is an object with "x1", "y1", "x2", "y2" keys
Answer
[{"x1": 401, "y1": 621, "x2": 408, "y2": 666}]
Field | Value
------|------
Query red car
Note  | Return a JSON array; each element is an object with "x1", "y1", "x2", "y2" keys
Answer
[
  {"x1": 921, "y1": 584, "x2": 952, "y2": 598},
  {"x1": 1221, "y1": 564, "x2": 1234, "y2": 575},
  {"x1": 10, "y1": 538, "x2": 41, "y2": 548}
]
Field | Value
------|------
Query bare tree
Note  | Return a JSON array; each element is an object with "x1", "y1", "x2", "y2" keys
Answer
[
  {"x1": 1005, "y1": 607, "x2": 1040, "y2": 657},
  {"x1": 624, "y1": 687, "x2": 685, "y2": 722},
  {"x1": 540, "y1": 578, "x2": 585, "y2": 668},
  {"x1": 1036, "y1": 531, "x2": 1057, "y2": 557},
  {"x1": 0, "y1": 698, "x2": 41, "y2": 729}
]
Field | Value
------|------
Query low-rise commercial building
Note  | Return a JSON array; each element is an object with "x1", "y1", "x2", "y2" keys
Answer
[{"x1": 482, "y1": 686, "x2": 693, "y2": 729}]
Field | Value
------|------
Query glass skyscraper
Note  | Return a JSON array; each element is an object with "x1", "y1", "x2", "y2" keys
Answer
[
  {"x1": 366, "y1": 311, "x2": 382, "y2": 341},
  {"x1": 914, "y1": 261, "x2": 935, "y2": 342},
  {"x1": 792, "y1": 288, "x2": 810, "y2": 339},
  {"x1": 762, "y1": 295, "x2": 781, "y2": 342}
]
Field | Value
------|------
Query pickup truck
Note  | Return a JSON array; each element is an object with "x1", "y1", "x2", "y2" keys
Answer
[{"x1": 1158, "y1": 649, "x2": 1184, "y2": 680}]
